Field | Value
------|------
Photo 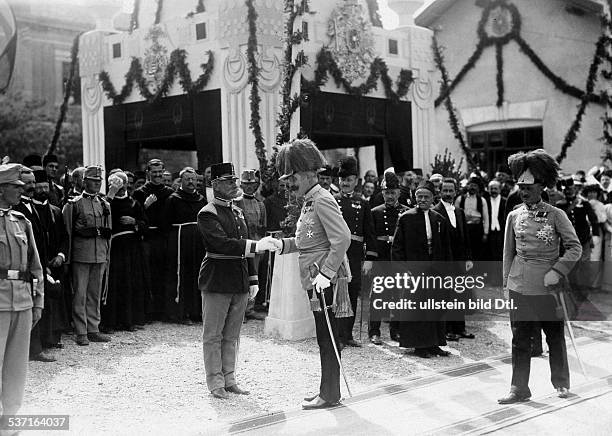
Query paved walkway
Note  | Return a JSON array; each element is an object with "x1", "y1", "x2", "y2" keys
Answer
[{"x1": 212, "y1": 334, "x2": 612, "y2": 435}]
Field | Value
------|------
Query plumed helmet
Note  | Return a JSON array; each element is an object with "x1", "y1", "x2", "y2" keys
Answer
[{"x1": 276, "y1": 138, "x2": 327, "y2": 180}]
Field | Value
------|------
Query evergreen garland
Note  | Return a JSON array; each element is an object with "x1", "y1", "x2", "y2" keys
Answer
[
  {"x1": 602, "y1": 1, "x2": 612, "y2": 161},
  {"x1": 130, "y1": 0, "x2": 141, "y2": 33},
  {"x1": 432, "y1": 34, "x2": 476, "y2": 171},
  {"x1": 99, "y1": 49, "x2": 214, "y2": 105},
  {"x1": 154, "y1": 0, "x2": 163, "y2": 25},
  {"x1": 48, "y1": 33, "x2": 81, "y2": 155},
  {"x1": 245, "y1": 0, "x2": 267, "y2": 176},
  {"x1": 495, "y1": 42, "x2": 504, "y2": 107}
]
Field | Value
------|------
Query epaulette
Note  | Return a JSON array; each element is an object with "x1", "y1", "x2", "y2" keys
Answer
[{"x1": 68, "y1": 194, "x2": 83, "y2": 203}]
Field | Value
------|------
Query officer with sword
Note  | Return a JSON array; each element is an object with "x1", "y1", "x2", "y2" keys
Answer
[
  {"x1": 499, "y1": 149, "x2": 582, "y2": 404},
  {"x1": 269, "y1": 138, "x2": 352, "y2": 410}
]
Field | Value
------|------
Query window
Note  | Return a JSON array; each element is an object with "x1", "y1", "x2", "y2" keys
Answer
[
  {"x1": 388, "y1": 39, "x2": 398, "y2": 55},
  {"x1": 196, "y1": 22, "x2": 207, "y2": 40},
  {"x1": 112, "y1": 43, "x2": 121, "y2": 58},
  {"x1": 467, "y1": 127, "x2": 542, "y2": 176}
]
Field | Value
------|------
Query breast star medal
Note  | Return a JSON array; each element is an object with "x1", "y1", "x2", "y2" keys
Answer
[{"x1": 536, "y1": 224, "x2": 554, "y2": 245}]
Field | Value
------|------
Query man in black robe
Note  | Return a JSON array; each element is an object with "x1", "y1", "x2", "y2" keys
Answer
[
  {"x1": 133, "y1": 159, "x2": 174, "y2": 320},
  {"x1": 101, "y1": 170, "x2": 148, "y2": 332},
  {"x1": 163, "y1": 167, "x2": 207, "y2": 324},
  {"x1": 392, "y1": 180, "x2": 453, "y2": 358}
]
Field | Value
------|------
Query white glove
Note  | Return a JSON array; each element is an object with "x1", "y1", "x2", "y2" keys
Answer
[
  {"x1": 362, "y1": 261, "x2": 372, "y2": 275},
  {"x1": 312, "y1": 273, "x2": 331, "y2": 293},
  {"x1": 465, "y1": 260, "x2": 474, "y2": 272},
  {"x1": 255, "y1": 236, "x2": 282, "y2": 252},
  {"x1": 144, "y1": 194, "x2": 157, "y2": 209},
  {"x1": 544, "y1": 269, "x2": 561, "y2": 287},
  {"x1": 248, "y1": 285, "x2": 259, "y2": 300}
]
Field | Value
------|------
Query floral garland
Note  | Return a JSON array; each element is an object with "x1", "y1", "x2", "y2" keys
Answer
[
  {"x1": 154, "y1": 0, "x2": 163, "y2": 25},
  {"x1": 602, "y1": 2, "x2": 612, "y2": 160},
  {"x1": 48, "y1": 33, "x2": 81, "y2": 155},
  {"x1": 432, "y1": 34, "x2": 476, "y2": 171},
  {"x1": 556, "y1": 35, "x2": 607, "y2": 163},
  {"x1": 245, "y1": 0, "x2": 267, "y2": 176},
  {"x1": 130, "y1": 0, "x2": 140, "y2": 33},
  {"x1": 435, "y1": 0, "x2": 603, "y2": 107},
  {"x1": 99, "y1": 49, "x2": 214, "y2": 105}
]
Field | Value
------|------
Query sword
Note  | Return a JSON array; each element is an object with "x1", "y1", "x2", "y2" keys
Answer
[
  {"x1": 558, "y1": 291, "x2": 588, "y2": 379},
  {"x1": 319, "y1": 279, "x2": 353, "y2": 398}
]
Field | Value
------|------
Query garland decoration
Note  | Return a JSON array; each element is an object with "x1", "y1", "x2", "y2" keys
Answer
[
  {"x1": 434, "y1": 0, "x2": 603, "y2": 107},
  {"x1": 99, "y1": 49, "x2": 214, "y2": 105},
  {"x1": 245, "y1": 0, "x2": 267, "y2": 176},
  {"x1": 432, "y1": 34, "x2": 476, "y2": 170},
  {"x1": 602, "y1": 1, "x2": 612, "y2": 161},
  {"x1": 48, "y1": 33, "x2": 81, "y2": 155},
  {"x1": 130, "y1": 0, "x2": 141, "y2": 33},
  {"x1": 495, "y1": 42, "x2": 504, "y2": 108},
  {"x1": 154, "y1": 0, "x2": 163, "y2": 25},
  {"x1": 556, "y1": 35, "x2": 607, "y2": 163}
]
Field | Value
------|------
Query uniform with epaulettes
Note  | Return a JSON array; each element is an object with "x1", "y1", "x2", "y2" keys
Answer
[
  {"x1": 0, "y1": 163, "x2": 44, "y2": 422},
  {"x1": 62, "y1": 166, "x2": 112, "y2": 345},
  {"x1": 197, "y1": 163, "x2": 258, "y2": 396}
]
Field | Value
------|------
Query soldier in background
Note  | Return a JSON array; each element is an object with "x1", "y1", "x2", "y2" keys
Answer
[
  {"x1": 335, "y1": 157, "x2": 377, "y2": 348},
  {"x1": 43, "y1": 154, "x2": 64, "y2": 207},
  {"x1": 0, "y1": 163, "x2": 44, "y2": 427},
  {"x1": 368, "y1": 172, "x2": 407, "y2": 345},
  {"x1": 63, "y1": 166, "x2": 113, "y2": 346}
]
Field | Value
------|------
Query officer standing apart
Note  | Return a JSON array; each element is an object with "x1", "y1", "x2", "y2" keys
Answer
[
  {"x1": 499, "y1": 149, "x2": 582, "y2": 404},
  {"x1": 197, "y1": 163, "x2": 277, "y2": 400},
  {"x1": 335, "y1": 157, "x2": 377, "y2": 348},
  {"x1": 270, "y1": 139, "x2": 352, "y2": 409},
  {"x1": 0, "y1": 164, "x2": 44, "y2": 427},
  {"x1": 63, "y1": 166, "x2": 113, "y2": 346}
]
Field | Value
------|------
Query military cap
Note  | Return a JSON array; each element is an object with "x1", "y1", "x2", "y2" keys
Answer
[
  {"x1": 381, "y1": 172, "x2": 400, "y2": 190},
  {"x1": 241, "y1": 169, "x2": 258, "y2": 183},
  {"x1": 23, "y1": 154, "x2": 43, "y2": 168},
  {"x1": 0, "y1": 163, "x2": 26, "y2": 185},
  {"x1": 33, "y1": 170, "x2": 48, "y2": 183},
  {"x1": 415, "y1": 180, "x2": 436, "y2": 195},
  {"x1": 337, "y1": 156, "x2": 358, "y2": 178},
  {"x1": 210, "y1": 162, "x2": 238, "y2": 182},
  {"x1": 84, "y1": 165, "x2": 103, "y2": 181}
]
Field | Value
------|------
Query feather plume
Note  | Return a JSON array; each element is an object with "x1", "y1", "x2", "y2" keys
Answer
[
  {"x1": 276, "y1": 139, "x2": 327, "y2": 177},
  {"x1": 508, "y1": 149, "x2": 559, "y2": 188}
]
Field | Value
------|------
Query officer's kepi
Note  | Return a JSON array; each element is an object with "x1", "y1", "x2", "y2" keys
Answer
[
  {"x1": 0, "y1": 164, "x2": 26, "y2": 185},
  {"x1": 84, "y1": 166, "x2": 103, "y2": 181}
]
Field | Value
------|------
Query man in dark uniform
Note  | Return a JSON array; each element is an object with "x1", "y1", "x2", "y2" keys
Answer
[
  {"x1": 499, "y1": 149, "x2": 581, "y2": 403},
  {"x1": 368, "y1": 171, "x2": 407, "y2": 345},
  {"x1": 163, "y1": 167, "x2": 207, "y2": 324},
  {"x1": 334, "y1": 157, "x2": 377, "y2": 348},
  {"x1": 434, "y1": 178, "x2": 475, "y2": 341},
  {"x1": 42, "y1": 154, "x2": 64, "y2": 207},
  {"x1": 392, "y1": 180, "x2": 453, "y2": 358},
  {"x1": 198, "y1": 163, "x2": 275, "y2": 400},
  {"x1": 271, "y1": 139, "x2": 351, "y2": 409},
  {"x1": 133, "y1": 159, "x2": 174, "y2": 320},
  {"x1": 0, "y1": 163, "x2": 44, "y2": 428},
  {"x1": 63, "y1": 166, "x2": 112, "y2": 346}
]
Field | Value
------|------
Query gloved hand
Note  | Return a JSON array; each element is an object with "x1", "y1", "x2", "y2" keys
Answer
[
  {"x1": 362, "y1": 261, "x2": 372, "y2": 275},
  {"x1": 544, "y1": 269, "x2": 561, "y2": 287},
  {"x1": 312, "y1": 273, "x2": 331, "y2": 293},
  {"x1": 249, "y1": 285, "x2": 259, "y2": 300},
  {"x1": 255, "y1": 236, "x2": 282, "y2": 252},
  {"x1": 144, "y1": 194, "x2": 157, "y2": 209}
]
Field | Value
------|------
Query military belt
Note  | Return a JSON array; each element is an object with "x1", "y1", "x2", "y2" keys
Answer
[
  {"x1": 205, "y1": 252, "x2": 245, "y2": 260},
  {"x1": 376, "y1": 236, "x2": 394, "y2": 243},
  {"x1": 0, "y1": 269, "x2": 32, "y2": 281},
  {"x1": 350, "y1": 235, "x2": 364, "y2": 242}
]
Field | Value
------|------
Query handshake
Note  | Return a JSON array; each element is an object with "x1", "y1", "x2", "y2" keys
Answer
[{"x1": 255, "y1": 236, "x2": 283, "y2": 253}]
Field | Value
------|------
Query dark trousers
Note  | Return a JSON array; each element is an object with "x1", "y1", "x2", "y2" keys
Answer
[
  {"x1": 338, "y1": 280, "x2": 360, "y2": 344},
  {"x1": 309, "y1": 287, "x2": 341, "y2": 404},
  {"x1": 509, "y1": 291, "x2": 570, "y2": 394},
  {"x1": 488, "y1": 229, "x2": 504, "y2": 261},
  {"x1": 467, "y1": 223, "x2": 484, "y2": 260},
  {"x1": 368, "y1": 321, "x2": 399, "y2": 338},
  {"x1": 446, "y1": 320, "x2": 466, "y2": 335}
]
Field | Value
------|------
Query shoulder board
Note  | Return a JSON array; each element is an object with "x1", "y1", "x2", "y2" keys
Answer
[
  {"x1": 10, "y1": 210, "x2": 26, "y2": 219},
  {"x1": 68, "y1": 195, "x2": 82, "y2": 203},
  {"x1": 200, "y1": 203, "x2": 218, "y2": 216}
]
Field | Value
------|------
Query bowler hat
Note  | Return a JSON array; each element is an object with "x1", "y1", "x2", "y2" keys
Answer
[
  {"x1": 211, "y1": 162, "x2": 238, "y2": 182},
  {"x1": 23, "y1": 154, "x2": 43, "y2": 168}
]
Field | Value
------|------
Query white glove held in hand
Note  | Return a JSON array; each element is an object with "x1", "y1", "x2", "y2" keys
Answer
[
  {"x1": 544, "y1": 269, "x2": 561, "y2": 287},
  {"x1": 312, "y1": 273, "x2": 331, "y2": 293},
  {"x1": 249, "y1": 285, "x2": 259, "y2": 300}
]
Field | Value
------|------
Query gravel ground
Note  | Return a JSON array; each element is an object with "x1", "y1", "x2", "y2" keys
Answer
[{"x1": 20, "y1": 310, "x2": 610, "y2": 436}]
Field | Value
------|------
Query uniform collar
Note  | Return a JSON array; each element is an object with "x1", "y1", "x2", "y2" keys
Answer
[
  {"x1": 213, "y1": 197, "x2": 233, "y2": 208},
  {"x1": 385, "y1": 201, "x2": 399, "y2": 209},
  {"x1": 304, "y1": 184, "x2": 322, "y2": 201},
  {"x1": 242, "y1": 193, "x2": 255, "y2": 200},
  {"x1": 525, "y1": 200, "x2": 544, "y2": 211},
  {"x1": 341, "y1": 191, "x2": 354, "y2": 198}
]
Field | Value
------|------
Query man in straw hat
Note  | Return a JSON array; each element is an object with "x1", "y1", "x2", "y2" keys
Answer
[
  {"x1": 498, "y1": 149, "x2": 582, "y2": 404},
  {"x1": 268, "y1": 138, "x2": 351, "y2": 409}
]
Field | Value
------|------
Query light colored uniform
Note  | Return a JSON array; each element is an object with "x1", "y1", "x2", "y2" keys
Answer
[{"x1": 0, "y1": 208, "x2": 43, "y2": 418}]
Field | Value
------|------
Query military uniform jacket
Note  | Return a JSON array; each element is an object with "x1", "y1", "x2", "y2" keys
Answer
[
  {"x1": 282, "y1": 185, "x2": 351, "y2": 291},
  {"x1": 235, "y1": 195, "x2": 267, "y2": 240},
  {"x1": 197, "y1": 198, "x2": 258, "y2": 294},
  {"x1": 504, "y1": 201, "x2": 582, "y2": 296},
  {"x1": 334, "y1": 192, "x2": 378, "y2": 262},
  {"x1": 0, "y1": 209, "x2": 44, "y2": 311},
  {"x1": 371, "y1": 202, "x2": 408, "y2": 261},
  {"x1": 62, "y1": 194, "x2": 112, "y2": 263}
]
